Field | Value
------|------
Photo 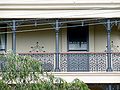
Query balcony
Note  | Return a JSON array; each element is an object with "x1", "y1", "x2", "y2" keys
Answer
[
  {"x1": 19, "y1": 52, "x2": 120, "y2": 72},
  {"x1": 0, "y1": 52, "x2": 119, "y2": 83}
]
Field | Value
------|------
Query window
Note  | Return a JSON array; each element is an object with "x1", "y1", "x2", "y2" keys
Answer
[
  {"x1": 0, "y1": 24, "x2": 6, "y2": 51},
  {"x1": 67, "y1": 24, "x2": 88, "y2": 51}
]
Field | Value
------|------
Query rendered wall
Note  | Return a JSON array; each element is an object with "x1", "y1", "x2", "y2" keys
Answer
[
  {"x1": 6, "y1": 25, "x2": 120, "y2": 53},
  {"x1": 7, "y1": 30, "x2": 55, "y2": 53},
  {"x1": 94, "y1": 25, "x2": 107, "y2": 52},
  {"x1": 94, "y1": 25, "x2": 120, "y2": 52}
]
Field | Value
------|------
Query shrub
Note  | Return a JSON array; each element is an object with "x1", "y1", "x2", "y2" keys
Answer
[{"x1": 0, "y1": 53, "x2": 90, "y2": 90}]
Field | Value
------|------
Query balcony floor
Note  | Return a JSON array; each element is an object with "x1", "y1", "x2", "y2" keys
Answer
[{"x1": 50, "y1": 72, "x2": 120, "y2": 83}]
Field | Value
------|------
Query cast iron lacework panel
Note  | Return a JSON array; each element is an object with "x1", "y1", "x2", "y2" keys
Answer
[
  {"x1": 29, "y1": 42, "x2": 45, "y2": 52},
  {"x1": 89, "y1": 53, "x2": 107, "y2": 71},
  {"x1": 60, "y1": 53, "x2": 89, "y2": 72},
  {"x1": 0, "y1": 56, "x2": 6, "y2": 71},
  {"x1": 60, "y1": 53, "x2": 108, "y2": 72},
  {"x1": 112, "y1": 53, "x2": 120, "y2": 71},
  {"x1": 67, "y1": 54, "x2": 89, "y2": 72},
  {"x1": 20, "y1": 53, "x2": 55, "y2": 72},
  {"x1": 60, "y1": 54, "x2": 68, "y2": 72}
]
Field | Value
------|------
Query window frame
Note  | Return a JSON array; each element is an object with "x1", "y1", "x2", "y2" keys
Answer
[{"x1": 67, "y1": 24, "x2": 89, "y2": 52}]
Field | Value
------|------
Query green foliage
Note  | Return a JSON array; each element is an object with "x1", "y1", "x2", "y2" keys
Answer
[
  {"x1": 0, "y1": 80, "x2": 12, "y2": 90},
  {"x1": 1, "y1": 53, "x2": 42, "y2": 84},
  {"x1": 0, "y1": 53, "x2": 90, "y2": 90}
]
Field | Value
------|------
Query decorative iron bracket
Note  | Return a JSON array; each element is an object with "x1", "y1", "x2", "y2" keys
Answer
[
  {"x1": 29, "y1": 42, "x2": 45, "y2": 52},
  {"x1": 6, "y1": 20, "x2": 23, "y2": 30},
  {"x1": 52, "y1": 19, "x2": 63, "y2": 32},
  {"x1": 105, "y1": 41, "x2": 119, "y2": 52}
]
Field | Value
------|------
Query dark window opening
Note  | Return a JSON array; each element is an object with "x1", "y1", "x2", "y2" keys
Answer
[{"x1": 67, "y1": 24, "x2": 88, "y2": 51}]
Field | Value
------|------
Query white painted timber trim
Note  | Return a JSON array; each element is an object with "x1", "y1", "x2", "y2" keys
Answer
[
  {"x1": 0, "y1": 2, "x2": 120, "y2": 10},
  {"x1": 0, "y1": 0, "x2": 120, "y2": 18},
  {"x1": 51, "y1": 72, "x2": 120, "y2": 83},
  {"x1": 0, "y1": 0, "x2": 120, "y2": 4},
  {"x1": 0, "y1": 10, "x2": 120, "y2": 18}
]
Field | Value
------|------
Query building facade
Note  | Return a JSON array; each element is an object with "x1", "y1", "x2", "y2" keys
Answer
[{"x1": 0, "y1": 0, "x2": 120, "y2": 90}]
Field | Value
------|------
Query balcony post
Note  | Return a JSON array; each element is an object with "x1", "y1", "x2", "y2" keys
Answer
[
  {"x1": 106, "y1": 19, "x2": 112, "y2": 71},
  {"x1": 55, "y1": 20, "x2": 60, "y2": 72},
  {"x1": 12, "y1": 20, "x2": 16, "y2": 53},
  {"x1": 108, "y1": 85, "x2": 112, "y2": 90}
]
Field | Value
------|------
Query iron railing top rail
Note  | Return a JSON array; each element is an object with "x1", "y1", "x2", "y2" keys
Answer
[
  {"x1": 60, "y1": 52, "x2": 120, "y2": 54},
  {"x1": 18, "y1": 52, "x2": 120, "y2": 54},
  {"x1": 60, "y1": 52, "x2": 107, "y2": 54},
  {"x1": 18, "y1": 52, "x2": 56, "y2": 54},
  {"x1": 0, "y1": 52, "x2": 120, "y2": 55}
]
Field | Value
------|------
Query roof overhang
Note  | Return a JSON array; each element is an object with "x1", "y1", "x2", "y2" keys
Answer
[{"x1": 0, "y1": 0, "x2": 120, "y2": 18}]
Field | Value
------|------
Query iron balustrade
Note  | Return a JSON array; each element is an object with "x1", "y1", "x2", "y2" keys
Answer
[
  {"x1": 60, "y1": 52, "x2": 120, "y2": 72},
  {"x1": 0, "y1": 52, "x2": 120, "y2": 72},
  {"x1": 112, "y1": 53, "x2": 120, "y2": 71},
  {"x1": 19, "y1": 52, "x2": 55, "y2": 72},
  {"x1": 60, "y1": 52, "x2": 107, "y2": 72}
]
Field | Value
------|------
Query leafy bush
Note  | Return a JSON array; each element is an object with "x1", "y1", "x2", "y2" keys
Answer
[
  {"x1": 0, "y1": 80, "x2": 11, "y2": 90},
  {"x1": 1, "y1": 53, "x2": 42, "y2": 84},
  {"x1": 0, "y1": 53, "x2": 90, "y2": 90}
]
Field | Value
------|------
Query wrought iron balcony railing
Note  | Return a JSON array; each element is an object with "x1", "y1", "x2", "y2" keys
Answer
[
  {"x1": 18, "y1": 52, "x2": 120, "y2": 72},
  {"x1": 60, "y1": 52, "x2": 120, "y2": 72},
  {"x1": 19, "y1": 52, "x2": 55, "y2": 72}
]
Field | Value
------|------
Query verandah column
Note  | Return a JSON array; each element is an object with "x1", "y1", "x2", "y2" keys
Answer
[
  {"x1": 12, "y1": 20, "x2": 16, "y2": 53},
  {"x1": 106, "y1": 19, "x2": 112, "y2": 71},
  {"x1": 108, "y1": 84, "x2": 112, "y2": 90},
  {"x1": 55, "y1": 20, "x2": 60, "y2": 72}
]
